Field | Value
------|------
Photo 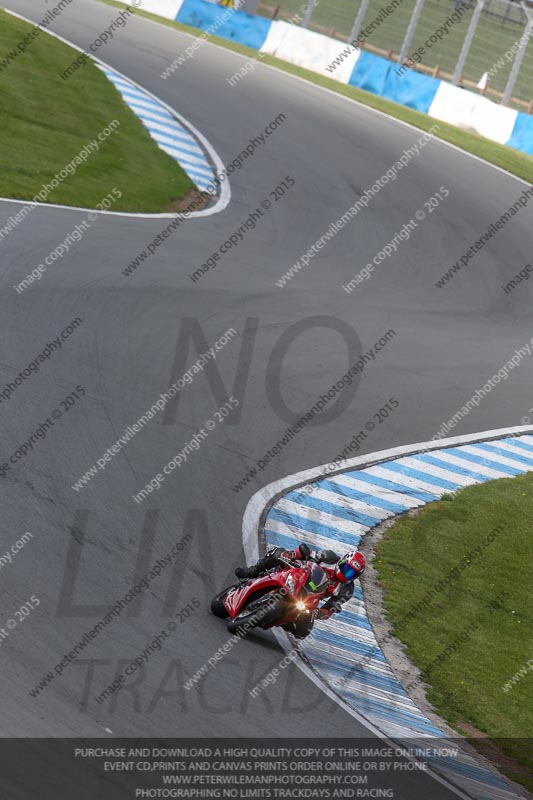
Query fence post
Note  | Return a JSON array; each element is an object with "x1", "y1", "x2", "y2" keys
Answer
[
  {"x1": 349, "y1": 0, "x2": 372, "y2": 44},
  {"x1": 398, "y1": 0, "x2": 426, "y2": 67},
  {"x1": 301, "y1": 0, "x2": 318, "y2": 27},
  {"x1": 502, "y1": 4, "x2": 533, "y2": 105},
  {"x1": 452, "y1": 0, "x2": 485, "y2": 85}
]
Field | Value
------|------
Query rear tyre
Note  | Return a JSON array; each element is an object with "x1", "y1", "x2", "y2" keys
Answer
[
  {"x1": 211, "y1": 587, "x2": 235, "y2": 619},
  {"x1": 227, "y1": 592, "x2": 285, "y2": 636}
]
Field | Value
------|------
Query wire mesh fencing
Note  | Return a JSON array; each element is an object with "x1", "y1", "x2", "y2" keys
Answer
[{"x1": 257, "y1": 0, "x2": 533, "y2": 111}]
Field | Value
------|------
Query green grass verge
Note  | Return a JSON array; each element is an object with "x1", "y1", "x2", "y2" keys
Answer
[
  {"x1": 0, "y1": 8, "x2": 195, "y2": 211},
  {"x1": 99, "y1": 0, "x2": 533, "y2": 184},
  {"x1": 375, "y1": 474, "x2": 533, "y2": 791}
]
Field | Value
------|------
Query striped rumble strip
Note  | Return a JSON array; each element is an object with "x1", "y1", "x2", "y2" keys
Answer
[
  {"x1": 262, "y1": 433, "x2": 533, "y2": 800},
  {"x1": 98, "y1": 65, "x2": 217, "y2": 194}
]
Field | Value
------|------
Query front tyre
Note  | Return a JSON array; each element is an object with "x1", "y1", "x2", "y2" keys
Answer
[
  {"x1": 227, "y1": 592, "x2": 285, "y2": 636},
  {"x1": 282, "y1": 612, "x2": 314, "y2": 639},
  {"x1": 211, "y1": 586, "x2": 236, "y2": 619}
]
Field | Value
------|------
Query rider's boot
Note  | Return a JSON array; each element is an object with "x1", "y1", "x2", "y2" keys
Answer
[
  {"x1": 235, "y1": 564, "x2": 261, "y2": 580},
  {"x1": 234, "y1": 551, "x2": 276, "y2": 580}
]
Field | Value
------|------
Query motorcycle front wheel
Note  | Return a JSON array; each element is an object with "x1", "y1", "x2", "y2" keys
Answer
[
  {"x1": 227, "y1": 591, "x2": 285, "y2": 636},
  {"x1": 210, "y1": 586, "x2": 237, "y2": 619}
]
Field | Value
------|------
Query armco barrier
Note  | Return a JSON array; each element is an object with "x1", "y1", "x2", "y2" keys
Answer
[
  {"x1": 507, "y1": 111, "x2": 533, "y2": 156},
  {"x1": 260, "y1": 20, "x2": 360, "y2": 82},
  {"x1": 134, "y1": 0, "x2": 185, "y2": 20},
  {"x1": 128, "y1": 0, "x2": 533, "y2": 157},
  {"x1": 427, "y1": 80, "x2": 519, "y2": 145},
  {"x1": 177, "y1": 0, "x2": 271, "y2": 48},
  {"x1": 348, "y1": 50, "x2": 440, "y2": 115}
]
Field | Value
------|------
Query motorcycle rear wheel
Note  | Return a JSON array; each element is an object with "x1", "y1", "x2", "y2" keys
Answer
[{"x1": 227, "y1": 592, "x2": 285, "y2": 636}]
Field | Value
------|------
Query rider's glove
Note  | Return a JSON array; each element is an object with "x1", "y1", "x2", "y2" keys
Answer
[{"x1": 296, "y1": 543, "x2": 311, "y2": 560}]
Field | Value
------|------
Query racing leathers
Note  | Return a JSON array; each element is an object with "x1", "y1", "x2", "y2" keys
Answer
[{"x1": 235, "y1": 544, "x2": 357, "y2": 637}]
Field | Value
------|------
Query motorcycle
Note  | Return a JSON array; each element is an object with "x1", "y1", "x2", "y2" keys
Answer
[{"x1": 211, "y1": 556, "x2": 331, "y2": 638}]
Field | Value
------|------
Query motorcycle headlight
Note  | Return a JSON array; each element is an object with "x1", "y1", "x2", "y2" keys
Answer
[
  {"x1": 296, "y1": 600, "x2": 308, "y2": 612},
  {"x1": 285, "y1": 574, "x2": 295, "y2": 593}
]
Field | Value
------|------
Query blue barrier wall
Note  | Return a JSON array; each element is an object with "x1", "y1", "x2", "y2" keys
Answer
[
  {"x1": 348, "y1": 52, "x2": 440, "y2": 115},
  {"x1": 507, "y1": 112, "x2": 533, "y2": 157},
  {"x1": 177, "y1": 0, "x2": 272, "y2": 50}
]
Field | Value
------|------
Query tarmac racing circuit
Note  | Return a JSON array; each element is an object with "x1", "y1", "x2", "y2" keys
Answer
[{"x1": 1, "y1": 1, "x2": 532, "y2": 797}]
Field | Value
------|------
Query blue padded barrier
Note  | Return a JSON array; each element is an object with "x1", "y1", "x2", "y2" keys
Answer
[
  {"x1": 176, "y1": 0, "x2": 272, "y2": 50},
  {"x1": 507, "y1": 111, "x2": 533, "y2": 156},
  {"x1": 348, "y1": 51, "x2": 441, "y2": 115}
]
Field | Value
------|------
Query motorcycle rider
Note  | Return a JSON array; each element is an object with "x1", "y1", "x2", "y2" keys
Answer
[{"x1": 235, "y1": 544, "x2": 366, "y2": 638}]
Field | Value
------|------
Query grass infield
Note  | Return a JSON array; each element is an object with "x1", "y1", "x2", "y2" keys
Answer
[
  {"x1": 375, "y1": 473, "x2": 533, "y2": 791},
  {"x1": 0, "y1": 8, "x2": 195, "y2": 211}
]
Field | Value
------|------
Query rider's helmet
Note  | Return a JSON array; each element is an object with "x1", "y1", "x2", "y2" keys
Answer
[{"x1": 334, "y1": 551, "x2": 366, "y2": 583}]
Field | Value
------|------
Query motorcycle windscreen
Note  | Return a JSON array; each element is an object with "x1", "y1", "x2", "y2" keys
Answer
[{"x1": 303, "y1": 564, "x2": 329, "y2": 595}]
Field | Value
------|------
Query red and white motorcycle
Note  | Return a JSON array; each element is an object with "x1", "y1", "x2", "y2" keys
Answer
[{"x1": 211, "y1": 555, "x2": 331, "y2": 638}]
